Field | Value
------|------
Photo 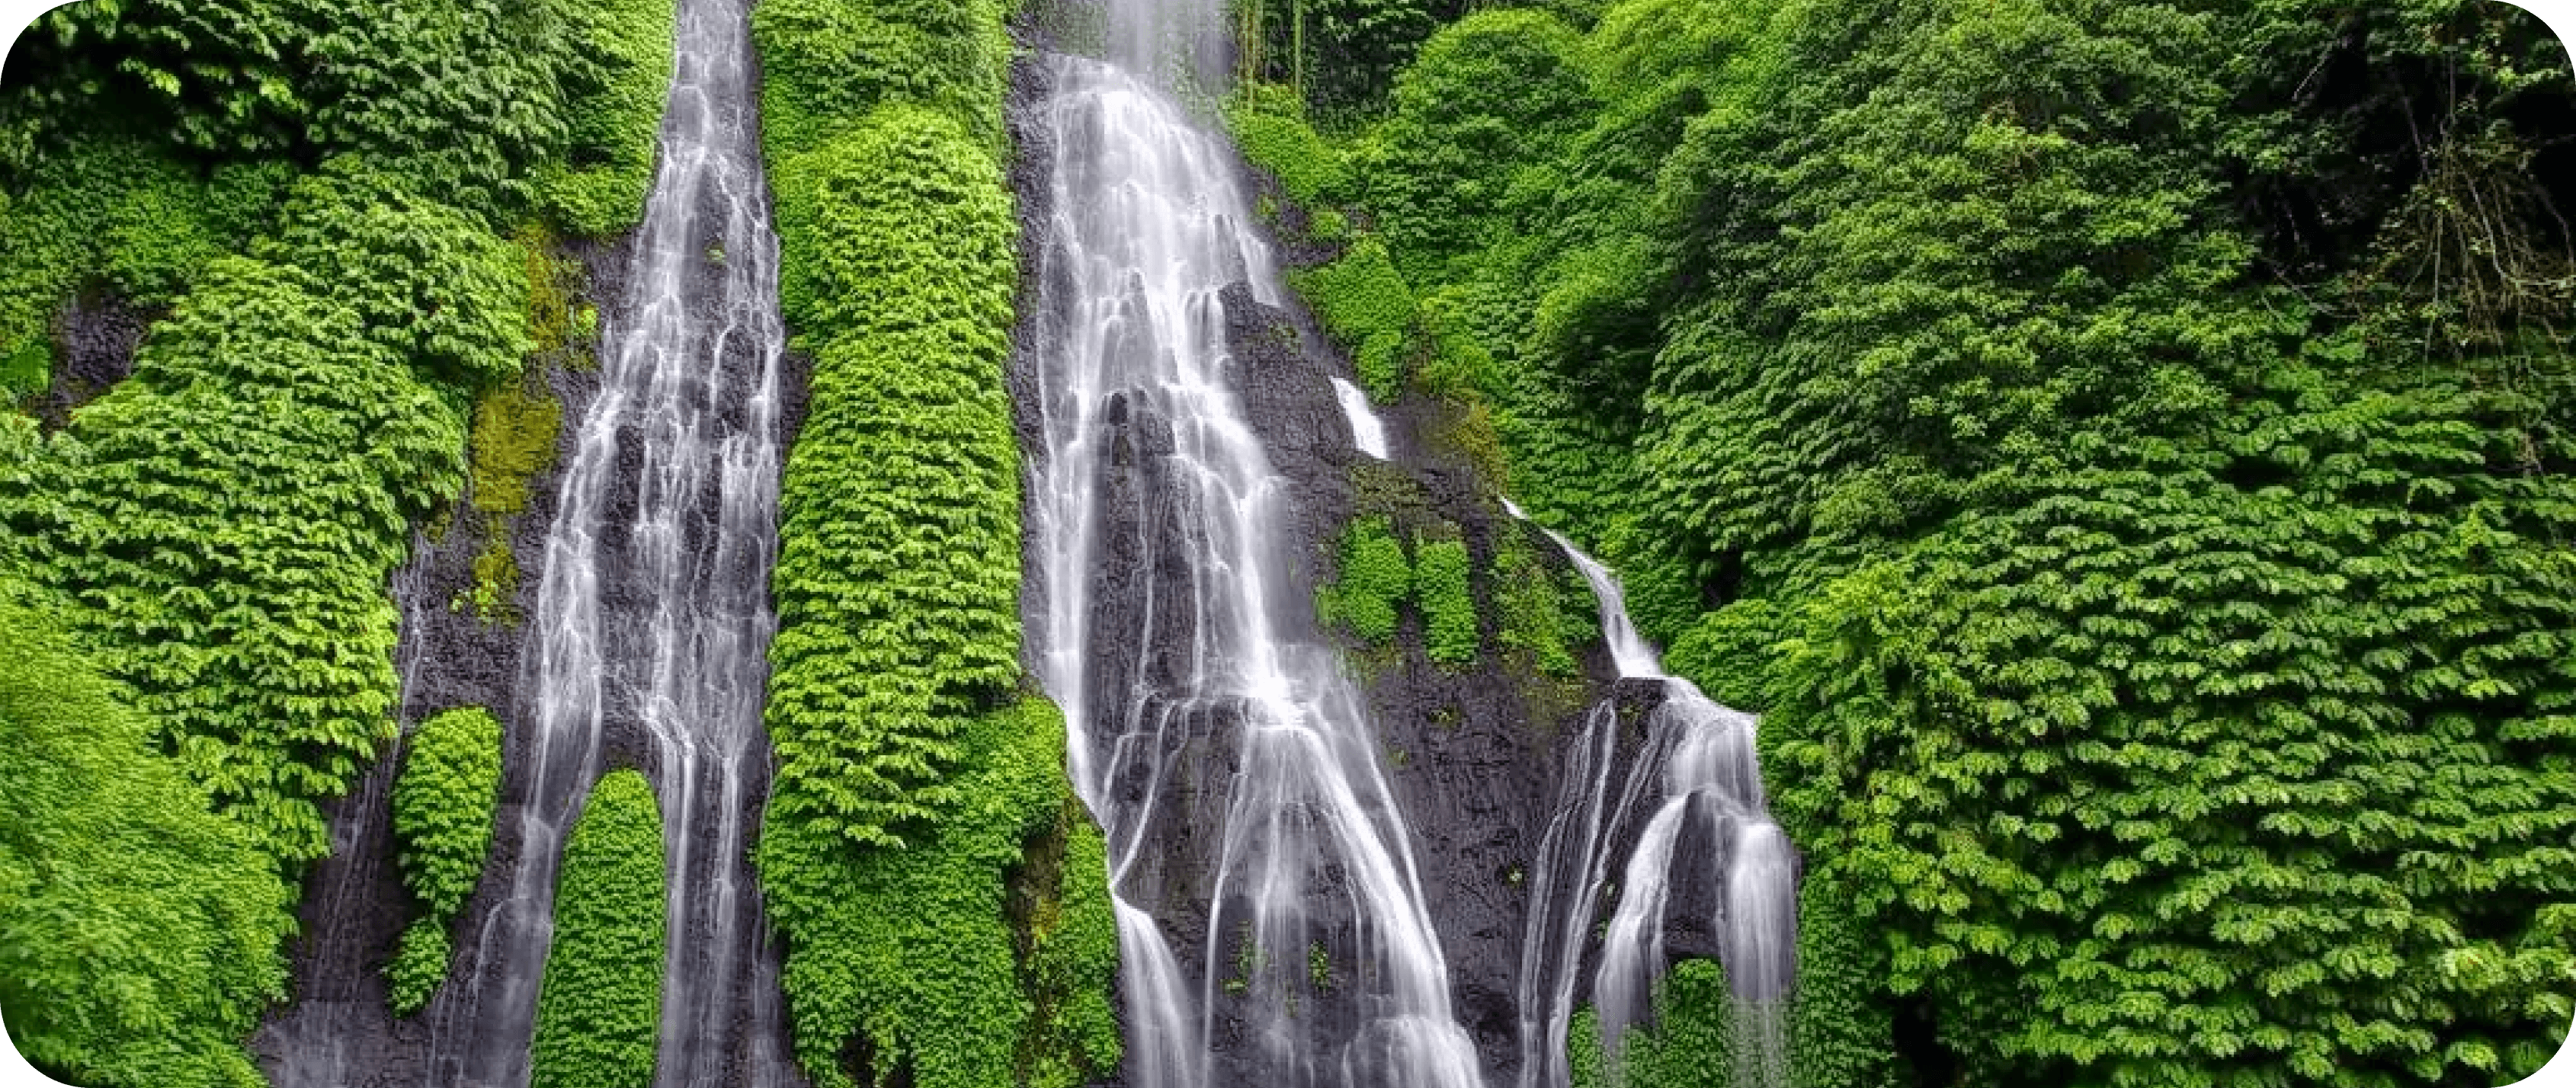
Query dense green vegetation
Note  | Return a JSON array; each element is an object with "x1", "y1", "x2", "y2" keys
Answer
[
  {"x1": 1566, "y1": 959, "x2": 1739, "y2": 1088},
  {"x1": 0, "y1": 246, "x2": 488, "y2": 864},
  {"x1": 1244, "y1": 0, "x2": 2576, "y2": 1083},
  {"x1": 751, "y1": 0, "x2": 1120, "y2": 1083},
  {"x1": 0, "y1": 0, "x2": 671, "y2": 1075},
  {"x1": 386, "y1": 707, "x2": 505, "y2": 1016},
  {"x1": 530, "y1": 769, "x2": 666, "y2": 1088},
  {"x1": 0, "y1": 594, "x2": 292, "y2": 1088},
  {"x1": 761, "y1": 699, "x2": 1121, "y2": 1088},
  {"x1": 1320, "y1": 514, "x2": 1413, "y2": 643},
  {"x1": 1318, "y1": 498, "x2": 1597, "y2": 677}
]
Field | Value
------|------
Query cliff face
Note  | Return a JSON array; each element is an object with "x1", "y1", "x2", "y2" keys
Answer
[{"x1": 1003, "y1": 44, "x2": 1716, "y2": 1086}]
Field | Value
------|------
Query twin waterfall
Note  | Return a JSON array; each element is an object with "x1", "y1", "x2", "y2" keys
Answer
[
  {"x1": 425, "y1": 0, "x2": 797, "y2": 1082},
  {"x1": 312, "y1": 0, "x2": 1796, "y2": 1080}
]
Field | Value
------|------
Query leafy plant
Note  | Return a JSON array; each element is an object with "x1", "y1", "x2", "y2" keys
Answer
[
  {"x1": 0, "y1": 590, "x2": 292, "y2": 1088},
  {"x1": 530, "y1": 769, "x2": 665, "y2": 1088},
  {"x1": 386, "y1": 706, "x2": 505, "y2": 1016},
  {"x1": 1318, "y1": 514, "x2": 1410, "y2": 644}
]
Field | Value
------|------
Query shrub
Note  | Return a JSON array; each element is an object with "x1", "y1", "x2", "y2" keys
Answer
[
  {"x1": 0, "y1": 257, "x2": 469, "y2": 863},
  {"x1": 1318, "y1": 514, "x2": 1410, "y2": 644},
  {"x1": 386, "y1": 706, "x2": 505, "y2": 1015},
  {"x1": 530, "y1": 769, "x2": 665, "y2": 1088},
  {"x1": 1414, "y1": 535, "x2": 1478, "y2": 667},
  {"x1": 758, "y1": 699, "x2": 1120, "y2": 1088},
  {"x1": 763, "y1": 104, "x2": 1024, "y2": 850},
  {"x1": 0, "y1": 591, "x2": 293, "y2": 1088}
]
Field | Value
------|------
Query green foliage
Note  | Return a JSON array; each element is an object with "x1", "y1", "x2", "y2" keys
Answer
[
  {"x1": 1492, "y1": 522, "x2": 1592, "y2": 677},
  {"x1": 260, "y1": 162, "x2": 534, "y2": 389},
  {"x1": 1326, "y1": 0, "x2": 2576, "y2": 1083},
  {"x1": 1413, "y1": 535, "x2": 1477, "y2": 667},
  {"x1": 751, "y1": 0, "x2": 1010, "y2": 155},
  {"x1": 0, "y1": 138, "x2": 293, "y2": 397},
  {"x1": 540, "y1": 0, "x2": 678, "y2": 236},
  {"x1": 1760, "y1": 377, "x2": 2576, "y2": 1085},
  {"x1": 1319, "y1": 514, "x2": 1411, "y2": 644},
  {"x1": 386, "y1": 706, "x2": 504, "y2": 1015},
  {"x1": 0, "y1": 256, "x2": 469, "y2": 863},
  {"x1": 764, "y1": 103, "x2": 1024, "y2": 850},
  {"x1": 1291, "y1": 238, "x2": 1416, "y2": 402},
  {"x1": 386, "y1": 919, "x2": 453, "y2": 1022},
  {"x1": 759, "y1": 699, "x2": 1121, "y2": 1088},
  {"x1": 754, "y1": 2, "x2": 1115, "y2": 1080},
  {"x1": 532, "y1": 769, "x2": 666, "y2": 1088},
  {"x1": 1366, "y1": 10, "x2": 1594, "y2": 284},
  {"x1": 1568, "y1": 958, "x2": 1737, "y2": 1088},
  {"x1": 1226, "y1": 87, "x2": 1353, "y2": 206},
  {"x1": 1787, "y1": 874, "x2": 1895, "y2": 1088},
  {"x1": 0, "y1": 592, "x2": 292, "y2": 1088}
]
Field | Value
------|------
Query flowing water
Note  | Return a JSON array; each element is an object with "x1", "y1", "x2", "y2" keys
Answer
[
  {"x1": 1512, "y1": 517, "x2": 1796, "y2": 1088},
  {"x1": 1024, "y1": 46, "x2": 1485, "y2": 1088},
  {"x1": 424, "y1": 0, "x2": 796, "y2": 1080},
  {"x1": 1331, "y1": 376, "x2": 1390, "y2": 460}
]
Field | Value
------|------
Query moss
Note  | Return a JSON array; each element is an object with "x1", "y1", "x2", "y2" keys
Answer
[
  {"x1": 468, "y1": 377, "x2": 562, "y2": 519},
  {"x1": 460, "y1": 372, "x2": 561, "y2": 624},
  {"x1": 531, "y1": 769, "x2": 666, "y2": 1088}
]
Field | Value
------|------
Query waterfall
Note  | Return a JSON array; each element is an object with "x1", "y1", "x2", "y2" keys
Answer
[
  {"x1": 424, "y1": 0, "x2": 796, "y2": 1081},
  {"x1": 1024, "y1": 46, "x2": 1485, "y2": 1088},
  {"x1": 1331, "y1": 376, "x2": 1390, "y2": 460},
  {"x1": 1511, "y1": 514, "x2": 1796, "y2": 1088}
]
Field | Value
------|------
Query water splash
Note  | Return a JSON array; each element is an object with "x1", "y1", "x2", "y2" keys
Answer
[
  {"x1": 1024, "y1": 54, "x2": 1485, "y2": 1088},
  {"x1": 422, "y1": 0, "x2": 796, "y2": 1080}
]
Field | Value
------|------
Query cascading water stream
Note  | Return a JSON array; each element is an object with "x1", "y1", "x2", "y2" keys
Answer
[
  {"x1": 424, "y1": 0, "x2": 796, "y2": 1081},
  {"x1": 1024, "y1": 43, "x2": 1485, "y2": 1088},
  {"x1": 1506, "y1": 510, "x2": 1796, "y2": 1088}
]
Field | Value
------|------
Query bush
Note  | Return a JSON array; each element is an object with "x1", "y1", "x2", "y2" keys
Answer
[
  {"x1": 1414, "y1": 535, "x2": 1478, "y2": 667},
  {"x1": 530, "y1": 769, "x2": 665, "y2": 1088},
  {"x1": 1568, "y1": 958, "x2": 1737, "y2": 1088},
  {"x1": 1291, "y1": 238, "x2": 1417, "y2": 402},
  {"x1": 751, "y1": 0, "x2": 1009, "y2": 155},
  {"x1": 1318, "y1": 514, "x2": 1410, "y2": 644},
  {"x1": 0, "y1": 257, "x2": 469, "y2": 863},
  {"x1": 0, "y1": 592, "x2": 293, "y2": 1088},
  {"x1": 386, "y1": 706, "x2": 505, "y2": 1015},
  {"x1": 540, "y1": 0, "x2": 678, "y2": 236},
  {"x1": 760, "y1": 699, "x2": 1120, "y2": 1088},
  {"x1": 261, "y1": 162, "x2": 533, "y2": 389},
  {"x1": 763, "y1": 104, "x2": 1024, "y2": 850}
]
